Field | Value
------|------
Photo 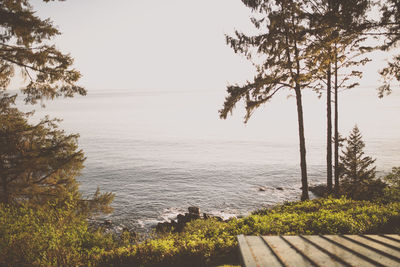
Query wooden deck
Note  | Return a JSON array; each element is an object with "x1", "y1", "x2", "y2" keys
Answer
[{"x1": 237, "y1": 234, "x2": 400, "y2": 267}]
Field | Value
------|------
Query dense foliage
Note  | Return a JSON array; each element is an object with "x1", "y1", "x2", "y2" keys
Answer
[
  {"x1": 0, "y1": 0, "x2": 86, "y2": 103},
  {"x1": 0, "y1": 201, "x2": 115, "y2": 267},
  {"x1": 1, "y1": 197, "x2": 398, "y2": 266},
  {"x1": 99, "y1": 197, "x2": 400, "y2": 267},
  {"x1": 383, "y1": 167, "x2": 400, "y2": 202},
  {"x1": 0, "y1": 93, "x2": 114, "y2": 213},
  {"x1": 379, "y1": 0, "x2": 400, "y2": 96},
  {"x1": 0, "y1": 93, "x2": 84, "y2": 205},
  {"x1": 338, "y1": 125, "x2": 386, "y2": 200}
]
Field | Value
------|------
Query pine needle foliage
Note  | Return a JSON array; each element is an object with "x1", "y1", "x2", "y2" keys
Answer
[
  {"x1": 0, "y1": 93, "x2": 84, "y2": 205},
  {"x1": 340, "y1": 126, "x2": 376, "y2": 182},
  {"x1": 0, "y1": 93, "x2": 114, "y2": 213},
  {"x1": 0, "y1": 0, "x2": 86, "y2": 104},
  {"x1": 306, "y1": 0, "x2": 372, "y2": 194},
  {"x1": 377, "y1": 0, "x2": 400, "y2": 97},
  {"x1": 382, "y1": 167, "x2": 400, "y2": 202},
  {"x1": 339, "y1": 125, "x2": 385, "y2": 199},
  {"x1": 220, "y1": 0, "x2": 321, "y2": 200},
  {"x1": 0, "y1": 0, "x2": 113, "y2": 214}
]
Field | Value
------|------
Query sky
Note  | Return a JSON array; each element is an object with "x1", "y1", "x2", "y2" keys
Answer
[
  {"x1": 29, "y1": 0, "x2": 257, "y2": 91},
  {"x1": 26, "y1": 0, "x2": 394, "y2": 92}
]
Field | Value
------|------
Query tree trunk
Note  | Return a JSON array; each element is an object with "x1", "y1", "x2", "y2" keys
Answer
[
  {"x1": 327, "y1": 65, "x2": 333, "y2": 194},
  {"x1": 334, "y1": 47, "x2": 340, "y2": 194},
  {"x1": 1, "y1": 176, "x2": 8, "y2": 204},
  {"x1": 295, "y1": 85, "x2": 309, "y2": 201}
]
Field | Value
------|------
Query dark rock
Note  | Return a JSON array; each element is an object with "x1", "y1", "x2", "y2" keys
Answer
[
  {"x1": 188, "y1": 206, "x2": 200, "y2": 215},
  {"x1": 203, "y1": 213, "x2": 211, "y2": 219},
  {"x1": 103, "y1": 219, "x2": 112, "y2": 226},
  {"x1": 156, "y1": 221, "x2": 171, "y2": 233},
  {"x1": 309, "y1": 184, "x2": 327, "y2": 197},
  {"x1": 186, "y1": 212, "x2": 200, "y2": 220},
  {"x1": 177, "y1": 214, "x2": 186, "y2": 224},
  {"x1": 170, "y1": 220, "x2": 178, "y2": 228},
  {"x1": 155, "y1": 206, "x2": 233, "y2": 233},
  {"x1": 276, "y1": 187, "x2": 284, "y2": 190}
]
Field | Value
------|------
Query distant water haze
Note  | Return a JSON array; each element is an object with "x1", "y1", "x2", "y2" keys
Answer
[{"x1": 17, "y1": 87, "x2": 400, "y2": 230}]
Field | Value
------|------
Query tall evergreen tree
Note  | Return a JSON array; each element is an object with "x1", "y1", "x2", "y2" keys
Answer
[
  {"x1": 307, "y1": 0, "x2": 371, "y2": 194},
  {"x1": 0, "y1": 93, "x2": 114, "y2": 213},
  {"x1": 0, "y1": 93, "x2": 82, "y2": 205},
  {"x1": 220, "y1": 0, "x2": 318, "y2": 200},
  {"x1": 339, "y1": 125, "x2": 384, "y2": 199},
  {"x1": 340, "y1": 125, "x2": 376, "y2": 181},
  {"x1": 0, "y1": 0, "x2": 113, "y2": 214},
  {"x1": 378, "y1": 0, "x2": 400, "y2": 97},
  {"x1": 332, "y1": 42, "x2": 371, "y2": 193}
]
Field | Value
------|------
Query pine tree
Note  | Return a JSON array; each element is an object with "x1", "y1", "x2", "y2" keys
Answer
[
  {"x1": 378, "y1": 0, "x2": 400, "y2": 97},
  {"x1": 307, "y1": 0, "x2": 371, "y2": 194},
  {"x1": 0, "y1": 0, "x2": 85, "y2": 103},
  {"x1": 340, "y1": 125, "x2": 375, "y2": 181},
  {"x1": 0, "y1": 1, "x2": 113, "y2": 214},
  {"x1": 339, "y1": 125, "x2": 384, "y2": 199},
  {"x1": 0, "y1": 93, "x2": 114, "y2": 213},
  {"x1": 0, "y1": 93, "x2": 82, "y2": 205},
  {"x1": 219, "y1": 0, "x2": 315, "y2": 200}
]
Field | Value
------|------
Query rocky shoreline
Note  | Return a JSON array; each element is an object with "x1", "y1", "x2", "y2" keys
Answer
[
  {"x1": 91, "y1": 185, "x2": 325, "y2": 236},
  {"x1": 155, "y1": 206, "x2": 231, "y2": 233},
  {"x1": 89, "y1": 206, "x2": 237, "y2": 237}
]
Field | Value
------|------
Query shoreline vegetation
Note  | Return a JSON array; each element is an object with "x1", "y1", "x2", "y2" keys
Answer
[{"x1": 1, "y1": 197, "x2": 399, "y2": 266}]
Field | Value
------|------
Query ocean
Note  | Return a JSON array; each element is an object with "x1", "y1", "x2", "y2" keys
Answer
[{"x1": 18, "y1": 87, "x2": 400, "y2": 231}]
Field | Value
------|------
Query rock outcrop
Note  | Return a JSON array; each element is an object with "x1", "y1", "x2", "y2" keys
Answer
[
  {"x1": 156, "y1": 206, "x2": 226, "y2": 233},
  {"x1": 309, "y1": 184, "x2": 327, "y2": 197}
]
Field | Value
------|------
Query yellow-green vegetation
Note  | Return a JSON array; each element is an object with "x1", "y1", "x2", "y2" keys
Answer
[
  {"x1": 0, "y1": 201, "x2": 115, "y2": 267},
  {"x1": 1, "y1": 197, "x2": 399, "y2": 266},
  {"x1": 99, "y1": 197, "x2": 400, "y2": 267}
]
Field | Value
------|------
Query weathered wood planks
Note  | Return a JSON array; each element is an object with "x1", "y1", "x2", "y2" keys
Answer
[{"x1": 237, "y1": 234, "x2": 400, "y2": 267}]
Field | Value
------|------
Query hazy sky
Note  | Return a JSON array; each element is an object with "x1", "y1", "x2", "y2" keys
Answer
[
  {"x1": 27, "y1": 0, "x2": 394, "y2": 92},
  {"x1": 29, "y1": 0, "x2": 259, "y2": 91}
]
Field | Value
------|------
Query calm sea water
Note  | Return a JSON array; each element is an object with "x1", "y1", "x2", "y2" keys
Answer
[{"x1": 19, "y1": 88, "x2": 400, "y2": 230}]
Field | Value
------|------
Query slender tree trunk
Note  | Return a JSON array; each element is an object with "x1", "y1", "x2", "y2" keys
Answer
[
  {"x1": 289, "y1": 7, "x2": 308, "y2": 201},
  {"x1": 1, "y1": 176, "x2": 8, "y2": 204},
  {"x1": 334, "y1": 46, "x2": 340, "y2": 194},
  {"x1": 327, "y1": 64, "x2": 333, "y2": 194},
  {"x1": 294, "y1": 85, "x2": 309, "y2": 201}
]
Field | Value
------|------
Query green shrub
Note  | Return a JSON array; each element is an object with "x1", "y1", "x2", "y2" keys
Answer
[
  {"x1": 382, "y1": 167, "x2": 400, "y2": 202},
  {"x1": 98, "y1": 197, "x2": 400, "y2": 267},
  {"x1": 0, "y1": 203, "x2": 114, "y2": 267},
  {"x1": 2, "y1": 197, "x2": 398, "y2": 266}
]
